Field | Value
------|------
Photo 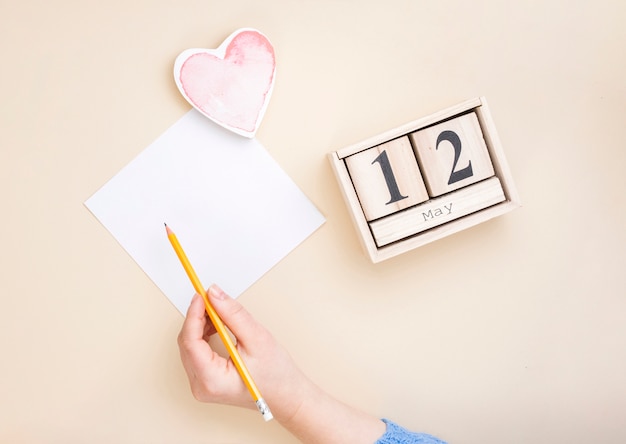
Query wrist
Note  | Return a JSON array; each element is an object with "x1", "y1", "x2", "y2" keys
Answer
[
  {"x1": 272, "y1": 371, "x2": 324, "y2": 425},
  {"x1": 276, "y1": 380, "x2": 385, "y2": 444}
]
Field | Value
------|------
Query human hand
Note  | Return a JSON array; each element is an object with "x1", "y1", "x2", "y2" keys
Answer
[
  {"x1": 178, "y1": 285, "x2": 389, "y2": 443},
  {"x1": 177, "y1": 284, "x2": 313, "y2": 422}
]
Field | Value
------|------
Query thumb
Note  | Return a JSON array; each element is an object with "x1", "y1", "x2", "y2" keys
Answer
[{"x1": 207, "y1": 284, "x2": 265, "y2": 347}]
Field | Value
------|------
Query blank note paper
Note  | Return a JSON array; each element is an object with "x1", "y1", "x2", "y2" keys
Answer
[{"x1": 85, "y1": 110, "x2": 325, "y2": 314}]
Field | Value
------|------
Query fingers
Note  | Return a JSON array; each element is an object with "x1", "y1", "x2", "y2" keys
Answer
[
  {"x1": 179, "y1": 293, "x2": 208, "y2": 343},
  {"x1": 207, "y1": 284, "x2": 269, "y2": 350},
  {"x1": 178, "y1": 290, "x2": 249, "y2": 404},
  {"x1": 178, "y1": 293, "x2": 217, "y2": 380}
]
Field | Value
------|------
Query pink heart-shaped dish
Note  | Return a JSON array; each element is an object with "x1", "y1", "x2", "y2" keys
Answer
[{"x1": 174, "y1": 28, "x2": 276, "y2": 138}]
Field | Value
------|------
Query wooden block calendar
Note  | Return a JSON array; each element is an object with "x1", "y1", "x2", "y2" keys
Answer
[{"x1": 329, "y1": 97, "x2": 520, "y2": 263}]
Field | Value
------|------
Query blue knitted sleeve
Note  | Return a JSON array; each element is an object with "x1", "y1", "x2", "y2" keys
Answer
[{"x1": 375, "y1": 419, "x2": 447, "y2": 444}]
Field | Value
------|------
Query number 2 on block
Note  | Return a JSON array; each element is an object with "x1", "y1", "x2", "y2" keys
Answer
[
  {"x1": 436, "y1": 130, "x2": 473, "y2": 185},
  {"x1": 371, "y1": 150, "x2": 408, "y2": 205}
]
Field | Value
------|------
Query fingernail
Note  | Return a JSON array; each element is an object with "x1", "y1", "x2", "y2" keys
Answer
[{"x1": 208, "y1": 284, "x2": 226, "y2": 300}]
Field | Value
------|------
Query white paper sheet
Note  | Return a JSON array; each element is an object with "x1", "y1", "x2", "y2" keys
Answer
[{"x1": 85, "y1": 110, "x2": 325, "y2": 314}]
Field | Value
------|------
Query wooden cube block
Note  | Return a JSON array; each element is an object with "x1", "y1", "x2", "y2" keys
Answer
[
  {"x1": 328, "y1": 97, "x2": 520, "y2": 263},
  {"x1": 409, "y1": 112, "x2": 494, "y2": 197},
  {"x1": 344, "y1": 136, "x2": 429, "y2": 221}
]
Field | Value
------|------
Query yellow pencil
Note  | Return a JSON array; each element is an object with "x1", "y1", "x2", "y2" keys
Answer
[{"x1": 165, "y1": 224, "x2": 273, "y2": 421}]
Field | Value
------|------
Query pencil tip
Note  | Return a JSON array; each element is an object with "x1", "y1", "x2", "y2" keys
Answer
[
  {"x1": 164, "y1": 223, "x2": 173, "y2": 235},
  {"x1": 164, "y1": 223, "x2": 167, "y2": 227}
]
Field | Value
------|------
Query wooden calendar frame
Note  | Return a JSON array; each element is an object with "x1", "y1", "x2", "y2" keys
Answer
[{"x1": 328, "y1": 97, "x2": 521, "y2": 263}]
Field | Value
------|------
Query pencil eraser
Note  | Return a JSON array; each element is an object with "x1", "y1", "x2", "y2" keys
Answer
[
  {"x1": 174, "y1": 28, "x2": 276, "y2": 139},
  {"x1": 256, "y1": 398, "x2": 273, "y2": 422}
]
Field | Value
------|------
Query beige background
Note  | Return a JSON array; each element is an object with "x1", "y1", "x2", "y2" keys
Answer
[{"x1": 2, "y1": 1, "x2": 625, "y2": 443}]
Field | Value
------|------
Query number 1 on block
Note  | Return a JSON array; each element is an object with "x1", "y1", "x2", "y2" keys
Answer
[
  {"x1": 344, "y1": 136, "x2": 429, "y2": 221},
  {"x1": 371, "y1": 150, "x2": 408, "y2": 205}
]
